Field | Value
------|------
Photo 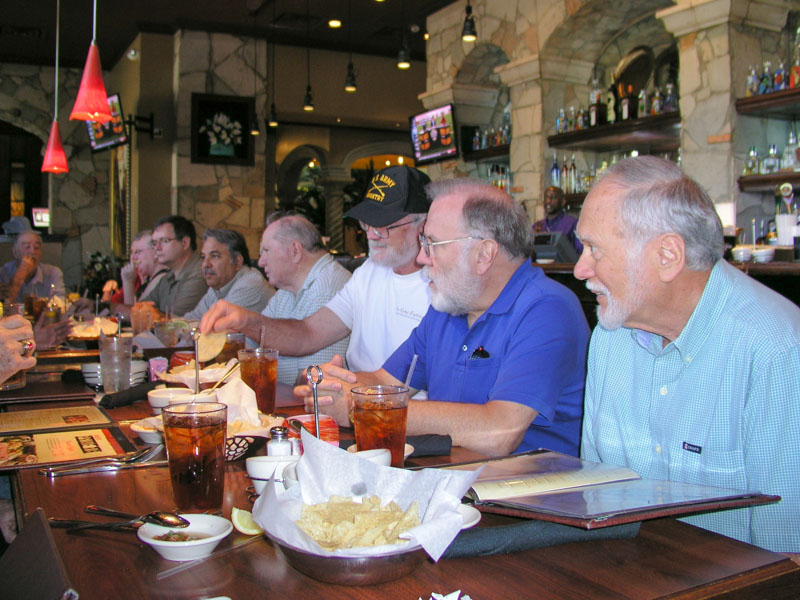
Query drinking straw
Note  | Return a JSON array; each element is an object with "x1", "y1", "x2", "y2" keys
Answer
[
  {"x1": 404, "y1": 354, "x2": 418, "y2": 389},
  {"x1": 260, "y1": 325, "x2": 267, "y2": 349}
]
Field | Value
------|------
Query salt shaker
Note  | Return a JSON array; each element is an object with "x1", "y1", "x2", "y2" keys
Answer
[{"x1": 267, "y1": 426, "x2": 292, "y2": 456}]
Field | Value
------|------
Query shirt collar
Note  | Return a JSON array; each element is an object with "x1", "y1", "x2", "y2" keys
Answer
[
  {"x1": 471, "y1": 261, "x2": 535, "y2": 326},
  {"x1": 298, "y1": 253, "x2": 334, "y2": 295},
  {"x1": 212, "y1": 265, "x2": 249, "y2": 299}
]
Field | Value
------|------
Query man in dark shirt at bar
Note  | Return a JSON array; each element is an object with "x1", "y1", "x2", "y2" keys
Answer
[{"x1": 533, "y1": 186, "x2": 583, "y2": 255}]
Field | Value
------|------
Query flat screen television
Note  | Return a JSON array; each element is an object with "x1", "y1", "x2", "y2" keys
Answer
[
  {"x1": 409, "y1": 104, "x2": 458, "y2": 165},
  {"x1": 533, "y1": 232, "x2": 580, "y2": 263},
  {"x1": 85, "y1": 93, "x2": 128, "y2": 152}
]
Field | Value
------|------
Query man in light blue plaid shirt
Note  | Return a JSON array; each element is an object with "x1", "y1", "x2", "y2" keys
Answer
[{"x1": 575, "y1": 156, "x2": 800, "y2": 553}]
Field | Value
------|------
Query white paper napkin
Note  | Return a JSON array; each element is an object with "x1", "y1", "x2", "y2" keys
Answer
[
  {"x1": 253, "y1": 428, "x2": 480, "y2": 562},
  {"x1": 213, "y1": 376, "x2": 261, "y2": 428}
]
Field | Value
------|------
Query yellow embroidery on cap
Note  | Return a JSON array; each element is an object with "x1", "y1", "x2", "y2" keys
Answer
[{"x1": 365, "y1": 174, "x2": 397, "y2": 202}]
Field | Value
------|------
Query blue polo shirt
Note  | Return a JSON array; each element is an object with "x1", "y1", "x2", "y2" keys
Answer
[{"x1": 383, "y1": 261, "x2": 589, "y2": 456}]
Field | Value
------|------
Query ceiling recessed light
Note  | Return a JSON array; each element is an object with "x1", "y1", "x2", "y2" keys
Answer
[
  {"x1": 328, "y1": 19, "x2": 342, "y2": 28},
  {"x1": 126, "y1": 48, "x2": 139, "y2": 60}
]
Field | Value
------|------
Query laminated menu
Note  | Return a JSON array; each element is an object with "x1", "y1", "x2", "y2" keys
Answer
[{"x1": 444, "y1": 450, "x2": 780, "y2": 529}]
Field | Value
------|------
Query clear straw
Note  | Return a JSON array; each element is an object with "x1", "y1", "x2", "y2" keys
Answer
[
  {"x1": 404, "y1": 354, "x2": 418, "y2": 389},
  {"x1": 260, "y1": 325, "x2": 267, "y2": 349}
]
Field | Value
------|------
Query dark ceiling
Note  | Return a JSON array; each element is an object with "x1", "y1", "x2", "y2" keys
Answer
[{"x1": 0, "y1": 0, "x2": 456, "y2": 70}]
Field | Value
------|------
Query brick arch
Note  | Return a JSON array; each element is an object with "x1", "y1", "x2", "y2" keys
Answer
[{"x1": 276, "y1": 144, "x2": 328, "y2": 207}]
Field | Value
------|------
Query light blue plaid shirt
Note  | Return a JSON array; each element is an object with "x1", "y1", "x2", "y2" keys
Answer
[{"x1": 582, "y1": 260, "x2": 800, "y2": 552}]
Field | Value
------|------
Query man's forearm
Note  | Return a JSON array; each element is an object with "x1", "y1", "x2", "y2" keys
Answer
[{"x1": 251, "y1": 315, "x2": 330, "y2": 357}]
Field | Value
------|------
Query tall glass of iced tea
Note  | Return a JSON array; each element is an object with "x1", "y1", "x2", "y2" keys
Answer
[
  {"x1": 162, "y1": 402, "x2": 227, "y2": 512},
  {"x1": 238, "y1": 348, "x2": 279, "y2": 414},
  {"x1": 351, "y1": 385, "x2": 409, "y2": 468}
]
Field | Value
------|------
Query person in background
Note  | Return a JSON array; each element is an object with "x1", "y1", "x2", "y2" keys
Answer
[
  {"x1": 575, "y1": 155, "x2": 800, "y2": 553},
  {"x1": 296, "y1": 178, "x2": 589, "y2": 457},
  {"x1": 257, "y1": 213, "x2": 351, "y2": 384},
  {"x1": 183, "y1": 228, "x2": 274, "y2": 321},
  {"x1": 533, "y1": 186, "x2": 583, "y2": 255},
  {"x1": 143, "y1": 215, "x2": 208, "y2": 317},
  {"x1": 0, "y1": 221, "x2": 65, "y2": 303},
  {"x1": 200, "y1": 165, "x2": 432, "y2": 373}
]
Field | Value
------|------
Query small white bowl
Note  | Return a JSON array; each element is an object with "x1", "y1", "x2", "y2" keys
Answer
[
  {"x1": 137, "y1": 513, "x2": 233, "y2": 562},
  {"x1": 147, "y1": 387, "x2": 194, "y2": 414},
  {"x1": 130, "y1": 417, "x2": 163, "y2": 444},
  {"x1": 346, "y1": 444, "x2": 413, "y2": 462},
  {"x1": 344, "y1": 447, "x2": 392, "y2": 467},
  {"x1": 731, "y1": 246, "x2": 753, "y2": 262},
  {"x1": 246, "y1": 455, "x2": 299, "y2": 494}
]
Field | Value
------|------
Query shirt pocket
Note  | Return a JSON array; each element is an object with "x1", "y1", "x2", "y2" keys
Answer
[{"x1": 671, "y1": 448, "x2": 747, "y2": 490}]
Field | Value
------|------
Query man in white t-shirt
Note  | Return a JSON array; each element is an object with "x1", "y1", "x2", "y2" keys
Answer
[{"x1": 199, "y1": 165, "x2": 432, "y2": 372}]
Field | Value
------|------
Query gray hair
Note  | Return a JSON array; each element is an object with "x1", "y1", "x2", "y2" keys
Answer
[
  {"x1": 265, "y1": 212, "x2": 326, "y2": 252},
  {"x1": 426, "y1": 178, "x2": 533, "y2": 260},
  {"x1": 201, "y1": 228, "x2": 251, "y2": 264},
  {"x1": 133, "y1": 229, "x2": 152, "y2": 245},
  {"x1": 597, "y1": 156, "x2": 723, "y2": 270}
]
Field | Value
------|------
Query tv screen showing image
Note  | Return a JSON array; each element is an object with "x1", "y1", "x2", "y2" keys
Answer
[
  {"x1": 409, "y1": 104, "x2": 458, "y2": 165},
  {"x1": 85, "y1": 93, "x2": 128, "y2": 152}
]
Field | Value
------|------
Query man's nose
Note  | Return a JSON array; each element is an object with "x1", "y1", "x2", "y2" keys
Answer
[{"x1": 573, "y1": 250, "x2": 593, "y2": 281}]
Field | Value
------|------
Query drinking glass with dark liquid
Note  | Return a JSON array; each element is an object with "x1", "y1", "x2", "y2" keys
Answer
[
  {"x1": 351, "y1": 385, "x2": 409, "y2": 468},
  {"x1": 216, "y1": 332, "x2": 245, "y2": 363},
  {"x1": 162, "y1": 402, "x2": 227, "y2": 512},
  {"x1": 238, "y1": 348, "x2": 278, "y2": 414},
  {"x1": 0, "y1": 303, "x2": 27, "y2": 390}
]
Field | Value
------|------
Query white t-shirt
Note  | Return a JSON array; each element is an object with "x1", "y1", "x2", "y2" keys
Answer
[{"x1": 325, "y1": 259, "x2": 430, "y2": 372}]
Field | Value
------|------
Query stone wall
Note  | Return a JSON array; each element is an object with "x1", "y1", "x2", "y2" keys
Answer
[{"x1": 0, "y1": 63, "x2": 110, "y2": 290}]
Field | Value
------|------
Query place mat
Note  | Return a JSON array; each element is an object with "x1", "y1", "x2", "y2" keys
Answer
[
  {"x1": 442, "y1": 517, "x2": 641, "y2": 558},
  {"x1": 98, "y1": 380, "x2": 162, "y2": 409}
]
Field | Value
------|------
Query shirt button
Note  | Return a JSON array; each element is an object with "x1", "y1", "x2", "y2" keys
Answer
[
  {"x1": 660, "y1": 386, "x2": 668, "y2": 396},
  {"x1": 655, "y1": 444, "x2": 662, "y2": 454},
  {"x1": 462, "y1": 345, "x2": 468, "y2": 352},
  {"x1": 685, "y1": 355, "x2": 692, "y2": 364}
]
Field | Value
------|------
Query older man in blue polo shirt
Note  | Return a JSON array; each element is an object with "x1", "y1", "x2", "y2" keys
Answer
[{"x1": 297, "y1": 178, "x2": 589, "y2": 457}]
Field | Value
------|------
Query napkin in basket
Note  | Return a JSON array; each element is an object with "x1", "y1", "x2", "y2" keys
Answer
[
  {"x1": 253, "y1": 428, "x2": 480, "y2": 562},
  {"x1": 158, "y1": 358, "x2": 234, "y2": 390}
]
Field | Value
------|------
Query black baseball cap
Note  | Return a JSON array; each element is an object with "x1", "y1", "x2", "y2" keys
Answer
[{"x1": 343, "y1": 165, "x2": 431, "y2": 227}]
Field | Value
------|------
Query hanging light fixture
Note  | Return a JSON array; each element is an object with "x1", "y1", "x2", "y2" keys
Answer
[
  {"x1": 302, "y1": 0, "x2": 314, "y2": 111},
  {"x1": 42, "y1": 0, "x2": 68, "y2": 173},
  {"x1": 250, "y1": 17, "x2": 260, "y2": 136},
  {"x1": 461, "y1": 1, "x2": 477, "y2": 43},
  {"x1": 397, "y1": 0, "x2": 410, "y2": 70},
  {"x1": 70, "y1": 0, "x2": 111, "y2": 123},
  {"x1": 344, "y1": 0, "x2": 357, "y2": 93},
  {"x1": 268, "y1": 1, "x2": 278, "y2": 128}
]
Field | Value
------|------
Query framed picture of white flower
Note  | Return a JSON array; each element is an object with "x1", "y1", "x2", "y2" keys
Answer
[{"x1": 190, "y1": 93, "x2": 255, "y2": 166}]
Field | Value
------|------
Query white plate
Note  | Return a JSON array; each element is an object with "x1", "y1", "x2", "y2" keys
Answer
[
  {"x1": 535, "y1": 258, "x2": 555, "y2": 264},
  {"x1": 458, "y1": 504, "x2": 481, "y2": 529}
]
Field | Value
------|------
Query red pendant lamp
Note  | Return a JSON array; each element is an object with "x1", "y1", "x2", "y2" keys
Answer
[
  {"x1": 42, "y1": 0, "x2": 68, "y2": 173},
  {"x1": 70, "y1": 0, "x2": 111, "y2": 123}
]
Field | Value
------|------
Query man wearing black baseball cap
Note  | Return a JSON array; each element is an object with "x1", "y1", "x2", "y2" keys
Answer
[{"x1": 201, "y1": 165, "x2": 432, "y2": 374}]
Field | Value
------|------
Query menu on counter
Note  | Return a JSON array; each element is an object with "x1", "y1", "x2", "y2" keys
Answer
[
  {"x1": 0, "y1": 405, "x2": 134, "y2": 470},
  {"x1": 445, "y1": 450, "x2": 780, "y2": 529}
]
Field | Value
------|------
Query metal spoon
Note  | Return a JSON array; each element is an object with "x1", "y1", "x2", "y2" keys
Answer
[
  {"x1": 287, "y1": 419, "x2": 305, "y2": 436},
  {"x1": 85, "y1": 505, "x2": 189, "y2": 528},
  {"x1": 305, "y1": 365, "x2": 323, "y2": 438},
  {"x1": 51, "y1": 511, "x2": 188, "y2": 532}
]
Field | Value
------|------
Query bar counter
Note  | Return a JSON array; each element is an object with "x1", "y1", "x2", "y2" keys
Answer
[{"x1": 5, "y1": 386, "x2": 800, "y2": 599}]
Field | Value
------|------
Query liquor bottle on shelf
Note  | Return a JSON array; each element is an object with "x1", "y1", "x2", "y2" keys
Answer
[
  {"x1": 792, "y1": 28, "x2": 800, "y2": 88},
  {"x1": 637, "y1": 88, "x2": 649, "y2": 117},
  {"x1": 759, "y1": 61, "x2": 773, "y2": 94},
  {"x1": 760, "y1": 144, "x2": 780, "y2": 174},
  {"x1": 556, "y1": 108, "x2": 567, "y2": 134},
  {"x1": 589, "y1": 77, "x2": 602, "y2": 106},
  {"x1": 606, "y1": 87, "x2": 617, "y2": 124},
  {"x1": 550, "y1": 152, "x2": 560, "y2": 187},
  {"x1": 576, "y1": 107, "x2": 586, "y2": 130},
  {"x1": 746, "y1": 66, "x2": 759, "y2": 96},
  {"x1": 560, "y1": 154, "x2": 569, "y2": 190},
  {"x1": 568, "y1": 155, "x2": 577, "y2": 194},
  {"x1": 664, "y1": 82, "x2": 678, "y2": 112},
  {"x1": 774, "y1": 62, "x2": 787, "y2": 91},
  {"x1": 650, "y1": 87, "x2": 663, "y2": 115},
  {"x1": 472, "y1": 128, "x2": 481, "y2": 151},
  {"x1": 782, "y1": 131, "x2": 798, "y2": 172},
  {"x1": 742, "y1": 146, "x2": 759, "y2": 176},
  {"x1": 620, "y1": 85, "x2": 635, "y2": 120},
  {"x1": 589, "y1": 98, "x2": 606, "y2": 127},
  {"x1": 567, "y1": 106, "x2": 576, "y2": 131}
]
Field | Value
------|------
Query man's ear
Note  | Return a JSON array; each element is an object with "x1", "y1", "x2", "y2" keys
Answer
[
  {"x1": 289, "y1": 240, "x2": 303, "y2": 262},
  {"x1": 474, "y1": 239, "x2": 499, "y2": 275},
  {"x1": 180, "y1": 236, "x2": 192, "y2": 252},
  {"x1": 233, "y1": 253, "x2": 244, "y2": 269},
  {"x1": 656, "y1": 233, "x2": 685, "y2": 283}
]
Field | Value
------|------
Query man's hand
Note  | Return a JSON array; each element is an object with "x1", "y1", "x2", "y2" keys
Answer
[
  {"x1": 120, "y1": 262, "x2": 136, "y2": 283},
  {"x1": 13, "y1": 255, "x2": 37, "y2": 283},
  {"x1": 200, "y1": 300, "x2": 251, "y2": 335},
  {"x1": 0, "y1": 315, "x2": 36, "y2": 384},
  {"x1": 293, "y1": 355, "x2": 358, "y2": 426},
  {"x1": 33, "y1": 313, "x2": 73, "y2": 350}
]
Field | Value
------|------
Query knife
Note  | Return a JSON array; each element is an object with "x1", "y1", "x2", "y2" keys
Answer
[{"x1": 44, "y1": 460, "x2": 168, "y2": 477}]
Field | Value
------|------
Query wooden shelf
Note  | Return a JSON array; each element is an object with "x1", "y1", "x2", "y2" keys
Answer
[
  {"x1": 565, "y1": 192, "x2": 586, "y2": 209},
  {"x1": 737, "y1": 171, "x2": 800, "y2": 192},
  {"x1": 462, "y1": 144, "x2": 510, "y2": 162},
  {"x1": 547, "y1": 112, "x2": 681, "y2": 153},
  {"x1": 734, "y1": 87, "x2": 800, "y2": 120}
]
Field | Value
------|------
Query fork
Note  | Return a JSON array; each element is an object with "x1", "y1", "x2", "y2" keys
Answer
[{"x1": 39, "y1": 444, "x2": 163, "y2": 477}]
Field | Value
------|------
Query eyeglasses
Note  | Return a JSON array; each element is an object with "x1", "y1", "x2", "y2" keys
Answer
[
  {"x1": 418, "y1": 233, "x2": 477, "y2": 257},
  {"x1": 152, "y1": 237, "x2": 176, "y2": 247},
  {"x1": 359, "y1": 219, "x2": 416, "y2": 239}
]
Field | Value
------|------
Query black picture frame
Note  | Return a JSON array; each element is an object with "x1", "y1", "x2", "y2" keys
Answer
[{"x1": 190, "y1": 93, "x2": 255, "y2": 166}]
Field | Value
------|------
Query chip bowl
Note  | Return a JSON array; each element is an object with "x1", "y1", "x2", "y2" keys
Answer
[{"x1": 265, "y1": 533, "x2": 427, "y2": 585}]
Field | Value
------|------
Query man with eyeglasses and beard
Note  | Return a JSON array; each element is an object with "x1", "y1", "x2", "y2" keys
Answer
[
  {"x1": 295, "y1": 179, "x2": 589, "y2": 457},
  {"x1": 200, "y1": 165, "x2": 432, "y2": 372}
]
